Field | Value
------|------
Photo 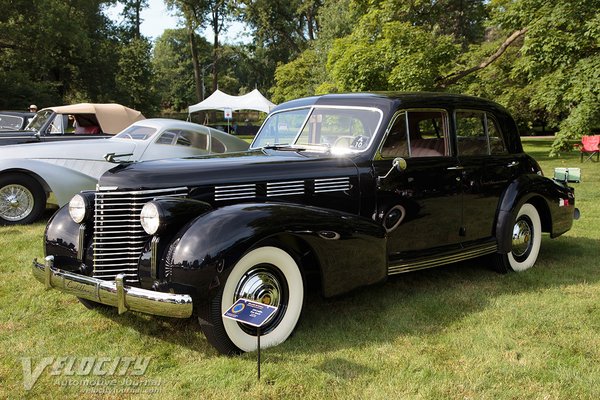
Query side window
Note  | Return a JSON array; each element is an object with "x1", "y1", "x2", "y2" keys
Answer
[
  {"x1": 211, "y1": 137, "x2": 226, "y2": 153},
  {"x1": 157, "y1": 129, "x2": 208, "y2": 150},
  {"x1": 381, "y1": 112, "x2": 409, "y2": 158},
  {"x1": 380, "y1": 110, "x2": 448, "y2": 158},
  {"x1": 487, "y1": 118, "x2": 507, "y2": 154},
  {"x1": 456, "y1": 111, "x2": 506, "y2": 156}
]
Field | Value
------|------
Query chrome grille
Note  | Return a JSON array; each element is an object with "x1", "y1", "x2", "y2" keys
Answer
[
  {"x1": 314, "y1": 177, "x2": 351, "y2": 193},
  {"x1": 266, "y1": 180, "x2": 305, "y2": 197},
  {"x1": 93, "y1": 187, "x2": 188, "y2": 282}
]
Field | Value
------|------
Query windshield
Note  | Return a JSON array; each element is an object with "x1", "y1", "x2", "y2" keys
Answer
[
  {"x1": 25, "y1": 110, "x2": 53, "y2": 131},
  {"x1": 251, "y1": 106, "x2": 383, "y2": 153},
  {"x1": 114, "y1": 125, "x2": 158, "y2": 140}
]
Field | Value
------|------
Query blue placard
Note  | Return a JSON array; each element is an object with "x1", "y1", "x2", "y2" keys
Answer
[{"x1": 223, "y1": 298, "x2": 278, "y2": 328}]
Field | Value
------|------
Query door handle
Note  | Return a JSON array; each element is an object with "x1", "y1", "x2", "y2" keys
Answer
[
  {"x1": 447, "y1": 166, "x2": 464, "y2": 170},
  {"x1": 507, "y1": 161, "x2": 520, "y2": 167}
]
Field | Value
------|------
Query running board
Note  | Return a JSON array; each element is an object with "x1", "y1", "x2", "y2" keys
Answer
[{"x1": 388, "y1": 243, "x2": 497, "y2": 275}]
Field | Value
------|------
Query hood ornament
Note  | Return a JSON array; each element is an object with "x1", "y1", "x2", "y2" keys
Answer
[{"x1": 104, "y1": 152, "x2": 134, "y2": 164}]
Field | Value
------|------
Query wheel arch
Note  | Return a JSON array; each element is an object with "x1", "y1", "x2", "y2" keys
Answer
[
  {"x1": 0, "y1": 168, "x2": 51, "y2": 195},
  {"x1": 495, "y1": 174, "x2": 557, "y2": 253},
  {"x1": 167, "y1": 202, "x2": 387, "y2": 303}
]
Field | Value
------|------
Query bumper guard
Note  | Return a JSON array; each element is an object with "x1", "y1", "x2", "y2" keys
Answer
[{"x1": 32, "y1": 256, "x2": 193, "y2": 318}]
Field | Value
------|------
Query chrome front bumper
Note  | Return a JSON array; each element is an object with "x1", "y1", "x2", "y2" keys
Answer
[{"x1": 32, "y1": 256, "x2": 193, "y2": 318}]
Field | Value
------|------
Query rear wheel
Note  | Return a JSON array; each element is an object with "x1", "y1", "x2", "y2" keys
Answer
[
  {"x1": 202, "y1": 246, "x2": 304, "y2": 355},
  {"x1": 0, "y1": 173, "x2": 46, "y2": 225},
  {"x1": 495, "y1": 203, "x2": 542, "y2": 272}
]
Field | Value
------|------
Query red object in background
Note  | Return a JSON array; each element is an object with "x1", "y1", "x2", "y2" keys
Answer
[{"x1": 574, "y1": 135, "x2": 600, "y2": 162}]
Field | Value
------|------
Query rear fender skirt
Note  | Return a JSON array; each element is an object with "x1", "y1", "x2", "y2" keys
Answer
[{"x1": 166, "y1": 202, "x2": 387, "y2": 301}]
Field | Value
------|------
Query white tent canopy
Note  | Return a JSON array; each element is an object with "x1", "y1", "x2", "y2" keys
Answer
[{"x1": 188, "y1": 89, "x2": 275, "y2": 114}]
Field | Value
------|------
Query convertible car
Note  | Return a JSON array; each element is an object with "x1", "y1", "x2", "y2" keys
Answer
[
  {"x1": 31, "y1": 93, "x2": 579, "y2": 355},
  {"x1": 0, "y1": 103, "x2": 145, "y2": 145},
  {"x1": 0, "y1": 119, "x2": 249, "y2": 224}
]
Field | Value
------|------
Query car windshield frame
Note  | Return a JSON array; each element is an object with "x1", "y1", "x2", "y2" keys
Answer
[
  {"x1": 250, "y1": 105, "x2": 384, "y2": 154},
  {"x1": 25, "y1": 110, "x2": 53, "y2": 131}
]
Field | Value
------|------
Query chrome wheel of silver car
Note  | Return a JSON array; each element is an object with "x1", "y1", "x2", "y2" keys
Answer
[
  {"x1": 0, "y1": 183, "x2": 35, "y2": 221},
  {"x1": 0, "y1": 173, "x2": 46, "y2": 225}
]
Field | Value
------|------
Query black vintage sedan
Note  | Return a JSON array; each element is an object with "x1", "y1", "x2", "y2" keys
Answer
[{"x1": 32, "y1": 93, "x2": 578, "y2": 355}]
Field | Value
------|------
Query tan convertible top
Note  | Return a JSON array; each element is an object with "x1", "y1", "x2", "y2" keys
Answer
[{"x1": 45, "y1": 103, "x2": 145, "y2": 134}]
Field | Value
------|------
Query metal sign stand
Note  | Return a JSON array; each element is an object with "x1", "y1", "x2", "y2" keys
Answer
[{"x1": 223, "y1": 298, "x2": 278, "y2": 382}]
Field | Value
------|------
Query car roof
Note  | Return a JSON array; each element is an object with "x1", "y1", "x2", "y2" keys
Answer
[
  {"x1": 271, "y1": 92, "x2": 509, "y2": 115},
  {"x1": 42, "y1": 103, "x2": 145, "y2": 134}
]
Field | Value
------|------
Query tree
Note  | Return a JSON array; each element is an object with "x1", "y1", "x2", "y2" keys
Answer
[
  {"x1": 120, "y1": 0, "x2": 149, "y2": 40},
  {"x1": 153, "y1": 28, "x2": 211, "y2": 110},
  {"x1": 326, "y1": 10, "x2": 458, "y2": 92},
  {"x1": 116, "y1": 38, "x2": 160, "y2": 115}
]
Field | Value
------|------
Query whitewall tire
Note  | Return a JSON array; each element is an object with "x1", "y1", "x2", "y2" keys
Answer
[{"x1": 203, "y1": 246, "x2": 304, "y2": 354}]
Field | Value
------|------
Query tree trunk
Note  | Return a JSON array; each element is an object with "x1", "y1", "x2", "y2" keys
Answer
[{"x1": 188, "y1": 25, "x2": 202, "y2": 102}]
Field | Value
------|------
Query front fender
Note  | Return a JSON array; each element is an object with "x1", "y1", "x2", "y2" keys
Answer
[
  {"x1": 167, "y1": 202, "x2": 387, "y2": 301},
  {"x1": 496, "y1": 174, "x2": 575, "y2": 252},
  {"x1": 0, "y1": 159, "x2": 110, "y2": 206}
]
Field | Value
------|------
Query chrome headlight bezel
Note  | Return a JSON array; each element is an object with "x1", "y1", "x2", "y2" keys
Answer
[
  {"x1": 140, "y1": 202, "x2": 161, "y2": 235},
  {"x1": 68, "y1": 193, "x2": 92, "y2": 224}
]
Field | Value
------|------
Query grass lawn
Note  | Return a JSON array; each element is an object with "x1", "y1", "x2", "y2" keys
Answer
[{"x1": 1, "y1": 138, "x2": 599, "y2": 399}]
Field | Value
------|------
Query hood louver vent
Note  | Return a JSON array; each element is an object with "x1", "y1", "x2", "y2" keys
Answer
[
  {"x1": 214, "y1": 184, "x2": 257, "y2": 201},
  {"x1": 266, "y1": 181, "x2": 305, "y2": 197},
  {"x1": 314, "y1": 177, "x2": 351, "y2": 193}
]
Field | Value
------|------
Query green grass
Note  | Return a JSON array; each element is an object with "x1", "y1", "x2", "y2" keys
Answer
[{"x1": 1, "y1": 139, "x2": 599, "y2": 399}]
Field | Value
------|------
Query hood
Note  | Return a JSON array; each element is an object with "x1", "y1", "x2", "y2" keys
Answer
[
  {"x1": 0, "y1": 138, "x2": 137, "y2": 161},
  {"x1": 99, "y1": 149, "x2": 359, "y2": 191}
]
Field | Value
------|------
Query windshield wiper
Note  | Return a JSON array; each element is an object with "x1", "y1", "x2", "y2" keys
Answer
[{"x1": 262, "y1": 145, "x2": 305, "y2": 151}]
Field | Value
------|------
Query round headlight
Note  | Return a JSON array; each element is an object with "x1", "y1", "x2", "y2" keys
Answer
[
  {"x1": 68, "y1": 194, "x2": 88, "y2": 223},
  {"x1": 140, "y1": 202, "x2": 161, "y2": 235}
]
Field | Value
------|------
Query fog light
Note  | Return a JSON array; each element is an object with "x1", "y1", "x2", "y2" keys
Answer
[
  {"x1": 140, "y1": 202, "x2": 161, "y2": 235},
  {"x1": 68, "y1": 194, "x2": 89, "y2": 223}
]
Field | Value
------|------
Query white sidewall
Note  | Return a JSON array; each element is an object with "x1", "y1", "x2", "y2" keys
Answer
[
  {"x1": 508, "y1": 203, "x2": 542, "y2": 272},
  {"x1": 221, "y1": 246, "x2": 304, "y2": 352}
]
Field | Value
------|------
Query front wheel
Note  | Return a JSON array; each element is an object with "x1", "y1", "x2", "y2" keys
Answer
[
  {"x1": 495, "y1": 203, "x2": 542, "y2": 272},
  {"x1": 202, "y1": 246, "x2": 304, "y2": 355},
  {"x1": 0, "y1": 173, "x2": 46, "y2": 225}
]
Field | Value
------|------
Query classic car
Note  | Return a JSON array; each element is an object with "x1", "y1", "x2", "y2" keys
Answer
[
  {"x1": 32, "y1": 93, "x2": 579, "y2": 355},
  {"x1": 0, "y1": 103, "x2": 144, "y2": 145},
  {"x1": 0, "y1": 119, "x2": 249, "y2": 224},
  {"x1": 0, "y1": 111, "x2": 35, "y2": 131}
]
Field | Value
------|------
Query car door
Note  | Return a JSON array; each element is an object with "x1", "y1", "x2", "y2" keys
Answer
[
  {"x1": 453, "y1": 109, "x2": 520, "y2": 242},
  {"x1": 373, "y1": 109, "x2": 463, "y2": 262}
]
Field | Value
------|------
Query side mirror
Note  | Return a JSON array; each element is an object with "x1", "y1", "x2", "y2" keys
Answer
[
  {"x1": 378, "y1": 157, "x2": 407, "y2": 185},
  {"x1": 393, "y1": 157, "x2": 407, "y2": 172}
]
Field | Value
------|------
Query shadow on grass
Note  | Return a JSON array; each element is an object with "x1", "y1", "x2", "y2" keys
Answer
[{"x1": 90, "y1": 235, "x2": 599, "y2": 357}]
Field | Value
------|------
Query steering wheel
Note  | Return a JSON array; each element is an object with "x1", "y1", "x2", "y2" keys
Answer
[
  {"x1": 333, "y1": 136, "x2": 356, "y2": 148},
  {"x1": 350, "y1": 135, "x2": 370, "y2": 150}
]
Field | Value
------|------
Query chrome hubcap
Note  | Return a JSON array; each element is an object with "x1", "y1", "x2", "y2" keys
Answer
[
  {"x1": 0, "y1": 184, "x2": 34, "y2": 221},
  {"x1": 512, "y1": 218, "x2": 532, "y2": 258},
  {"x1": 234, "y1": 267, "x2": 282, "y2": 308}
]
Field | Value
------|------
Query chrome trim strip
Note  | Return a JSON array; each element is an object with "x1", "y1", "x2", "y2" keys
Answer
[
  {"x1": 388, "y1": 244, "x2": 497, "y2": 275},
  {"x1": 77, "y1": 224, "x2": 86, "y2": 261},
  {"x1": 33, "y1": 256, "x2": 192, "y2": 319},
  {"x1": 151, "y1": 236, "x2": 159, "y2": 279},
  {"x1": 96, "y1": 187, "x2": 188, "y2": 195}
]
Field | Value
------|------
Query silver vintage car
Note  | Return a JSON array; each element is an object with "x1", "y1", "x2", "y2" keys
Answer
[{"x1": 0, "y1": 119, "x2": 249, "y2": 224}]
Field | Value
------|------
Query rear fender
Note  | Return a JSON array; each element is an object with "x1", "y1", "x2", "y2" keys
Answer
[
  {"x1": 496, "y1": 174, "x2": 575, "y2": 253},
  {"x1": 166, "y1": 202, "x2": 387, "y2": 301}
]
